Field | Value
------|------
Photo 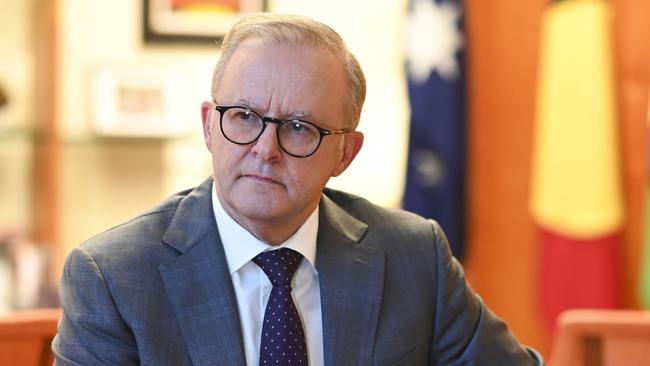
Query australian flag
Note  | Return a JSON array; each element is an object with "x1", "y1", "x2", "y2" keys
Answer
[{"x1": 403, "y1": 0, "x2": 466, "y2": 260}]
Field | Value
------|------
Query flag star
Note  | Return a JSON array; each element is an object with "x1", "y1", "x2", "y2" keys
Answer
[
  {"x1": 413, "y1": 149, "x2": 444, "y2": 187},
  {"x1": 406, "y1": 0, "x2": 464, "y2": 83}
]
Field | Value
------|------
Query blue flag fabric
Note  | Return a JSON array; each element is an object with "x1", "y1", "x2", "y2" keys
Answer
[{"x1": 403, "y1": 0, "x2": 466, "y2": 260}]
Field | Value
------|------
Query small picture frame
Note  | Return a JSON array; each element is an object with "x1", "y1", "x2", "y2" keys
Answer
[
  {"x1": 90, "y1": 64, "x2": 192, "y2": 138},
  {"x1": 143, "y1": 0, "x2": 267, "y2": 44}
]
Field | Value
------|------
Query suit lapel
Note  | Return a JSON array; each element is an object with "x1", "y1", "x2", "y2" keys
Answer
[
  {"x1": 159, "y1": 178, "x2": 246, "y2": 366},
  {"x1": 317, "y1": 194, "x2": 385, "y2": 366}
]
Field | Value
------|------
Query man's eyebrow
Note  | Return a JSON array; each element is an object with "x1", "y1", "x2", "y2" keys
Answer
[
  {"x1": 238, "y1": 99, "x2": 256, "y2": 108},
  {"x1": 290, "y1": 111, "x2": 313, "y2": 120},
  {"x1": 238, "y1": 99, "x2": 314, "y2": 120}
]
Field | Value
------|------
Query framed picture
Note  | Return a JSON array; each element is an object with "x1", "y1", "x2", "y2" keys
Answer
[
  {"x1": 90, "y1": 64, "x2": 193, "y2": 138},
  {"x1": 144, "y1": 0, "x2": 267, "y2": 44}
]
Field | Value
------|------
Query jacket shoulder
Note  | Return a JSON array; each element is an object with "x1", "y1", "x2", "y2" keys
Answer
[
  {"x1": 80, "y1": 187, "x2": 190, "y2": 253},
  {"x1": 323, "y1": 187, "x2": 440, "y2": 233},
  {"x1": 322, "y1": 187, "x2": 449, "y2": 259}
]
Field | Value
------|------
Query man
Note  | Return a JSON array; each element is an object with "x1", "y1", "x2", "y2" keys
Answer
[{"x1": 53, "y1": 13, "x2": 543, "y2": 365}]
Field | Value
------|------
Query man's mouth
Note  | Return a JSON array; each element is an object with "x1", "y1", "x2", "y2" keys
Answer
[{"x1": 242, "y1": 174, "x2": 281, "y2": 185}]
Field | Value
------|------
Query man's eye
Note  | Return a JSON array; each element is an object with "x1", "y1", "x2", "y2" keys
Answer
[
  {"x1": 235, "y1": 110, "x2": 253, "y2": 120},
  {"x1": 289, "y1": 122, "x2": 306, "y2": 132}
]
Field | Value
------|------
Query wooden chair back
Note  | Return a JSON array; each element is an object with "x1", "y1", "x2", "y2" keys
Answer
[
  {"x1": 551, "y1": 309, "x2": 650, "y2": 366},
  {"x1": 0, "y1": 308, "x2": 61, "y2": 366}
]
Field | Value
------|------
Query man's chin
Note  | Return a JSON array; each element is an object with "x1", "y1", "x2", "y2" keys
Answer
[{"x1": 232, "y1": 194, "x2": 289, "y2": 219}]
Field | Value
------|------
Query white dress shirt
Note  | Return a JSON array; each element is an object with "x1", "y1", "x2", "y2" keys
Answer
[{"x1": 211, "y1": 183, "x2": 324, "y2": 366}]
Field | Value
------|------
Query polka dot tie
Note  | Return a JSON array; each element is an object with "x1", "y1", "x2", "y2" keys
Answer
[{"x1": 253, "y1": 248, "x2": 309, "y2": 365}]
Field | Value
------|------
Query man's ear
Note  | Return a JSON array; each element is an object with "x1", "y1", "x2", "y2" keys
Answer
[
  {"x1": 332, "y1": 131, "x2": 364, "y2": 177},
  {"x1": 201, "y1": 101, "x2": 214, "y2": 151}
]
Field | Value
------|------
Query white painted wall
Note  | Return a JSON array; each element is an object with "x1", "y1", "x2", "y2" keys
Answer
[{"x1": 0, "y1": 0, "x2": 36, "y2": 230}]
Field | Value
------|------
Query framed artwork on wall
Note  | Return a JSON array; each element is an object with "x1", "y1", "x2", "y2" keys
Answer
[
  {"x1": 90, "y1": 64, "x2": 193, "y2": 138},
  {"x1": 143, "y1": 0, "x2": 267, "y2": 44}
]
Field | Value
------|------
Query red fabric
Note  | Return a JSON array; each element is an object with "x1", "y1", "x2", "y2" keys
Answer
[{"x1": 538, "y1": 226, "x2": 620, "y2": 336}]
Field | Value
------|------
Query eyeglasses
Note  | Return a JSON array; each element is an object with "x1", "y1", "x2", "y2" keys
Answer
[{"x1": 214, "y1": 105, "x2": 353, "y2": 158}]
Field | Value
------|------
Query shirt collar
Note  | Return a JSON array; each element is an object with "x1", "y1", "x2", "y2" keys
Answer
[{"x1": 211, "y1": 182, "x2": 319, "y2": 274}]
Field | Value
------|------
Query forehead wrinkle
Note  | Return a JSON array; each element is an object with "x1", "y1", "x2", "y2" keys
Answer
[{"x1": 260, "y1": 86, "x2": 316, "y2": 121}]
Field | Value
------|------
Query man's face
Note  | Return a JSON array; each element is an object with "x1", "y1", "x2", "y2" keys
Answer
[{"x1": 201, "y1": 39, "x2": 363, "y2": 244}]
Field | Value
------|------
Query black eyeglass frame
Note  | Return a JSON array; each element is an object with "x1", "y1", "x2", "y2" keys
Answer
[{"x1": 214, "y1": 105, "x2": 354, "y2": 158}]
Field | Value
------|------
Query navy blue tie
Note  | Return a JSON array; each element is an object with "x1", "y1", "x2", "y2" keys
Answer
[{"x1": 253, "y1": 248, "x2": 309, "y2": 365}]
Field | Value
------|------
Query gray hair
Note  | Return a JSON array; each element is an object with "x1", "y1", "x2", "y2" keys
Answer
[{"x1": 211, "y1": 13, "x2": 366, "y2": 128}]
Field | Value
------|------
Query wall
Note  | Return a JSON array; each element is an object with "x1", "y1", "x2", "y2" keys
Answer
[{"x1": 0, "y1": 0, "x2": 37, "y2": 231}]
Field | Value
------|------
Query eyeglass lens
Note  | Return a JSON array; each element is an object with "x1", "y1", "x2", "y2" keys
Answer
[{"x1": 221, "y1": 107, "x2": 322, "y2": 157}]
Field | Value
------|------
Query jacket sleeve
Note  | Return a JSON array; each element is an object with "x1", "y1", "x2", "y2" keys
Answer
[
  {"x1": 52, "y1": 247, "x2": 139, "y2": 366},
  {"x1": 429, "y1": 221, "x2": 544, "y2": 365}
]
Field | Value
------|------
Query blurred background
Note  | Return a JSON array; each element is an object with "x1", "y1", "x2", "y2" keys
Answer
[{"x1": 1, "y1": 0, "x2": 649, "y2": 359}]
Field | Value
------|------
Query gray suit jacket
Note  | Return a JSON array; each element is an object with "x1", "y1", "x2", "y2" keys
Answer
[{"x1": 53, "y1": 178, "x2": 542, "y2": 365}]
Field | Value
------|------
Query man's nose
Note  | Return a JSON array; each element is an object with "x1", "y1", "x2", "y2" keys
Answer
[{"x1": 251, "y1": 123, "x2": 283, "y2": 161}]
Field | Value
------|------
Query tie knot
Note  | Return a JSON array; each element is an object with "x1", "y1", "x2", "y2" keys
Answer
[{"x1": 252, "y1": 248, "x2": 303, "y2": 286}]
